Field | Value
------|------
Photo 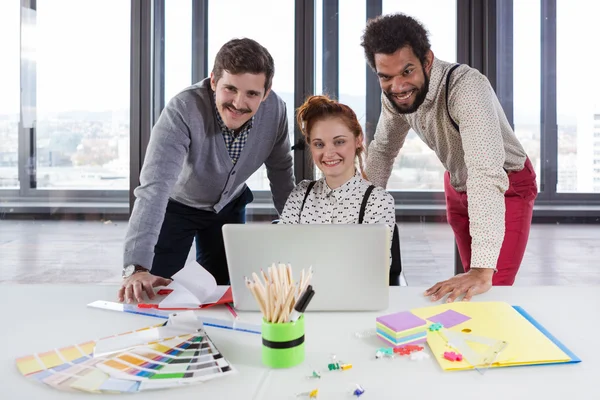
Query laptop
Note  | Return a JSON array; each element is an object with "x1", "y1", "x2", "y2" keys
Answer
[{"x1": 222, "y1": 223, "x2": 391, "y2": 312}]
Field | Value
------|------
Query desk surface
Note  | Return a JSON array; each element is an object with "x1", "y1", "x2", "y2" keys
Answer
[{"x1": 1, "y1": 284, "x2": 598, "y2": 400}]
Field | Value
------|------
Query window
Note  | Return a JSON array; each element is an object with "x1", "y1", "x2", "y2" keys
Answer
[
  {"x1": 513, "y1": 0, "x2": 542, "y2": 191},
  {"x1": 339, "y1": 0, "x2": 367, "y2": 131},
  {"x1": 314, "y1": 0, "x2": 366, "y2": 181},
  {"x1": 381, "y1": 1, "x2": 457, "y2": 191},
  {"x1": 207, "y1": 0, "x2": 294, "y2": 191},
  {"x1": 556, "y1": 0, "x2": 600, "y2": 193},
  {"x1": 165, "y1": 0, "x2": 192, "y2": 104},
  {"x1": 315, "y1": 0, "x2": 323, "y2": 97},
  {"x1": 0, "y1": 1, "x2": 19, "y2": 189},
  {"x1": 35, "y1": 0, "x2": 130, "y2": 190}
]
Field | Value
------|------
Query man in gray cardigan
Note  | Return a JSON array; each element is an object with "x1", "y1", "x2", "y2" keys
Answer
[{"x1": 118, "y1": 38, "x2": 295, "y2": 303}]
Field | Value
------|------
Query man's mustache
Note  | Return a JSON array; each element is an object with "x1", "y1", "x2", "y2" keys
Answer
[{"x1": 223, "y1": 103, "x2": 251, "y2": 114}]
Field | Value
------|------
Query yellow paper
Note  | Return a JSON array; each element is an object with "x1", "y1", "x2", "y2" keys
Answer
[
  {"x1": 38, "y1": 350, "x2": 64, "y2": 369},
  {"x1": 69, "y1": 369, "x2": 110, "y2": 393},
  {"x1": 15, "y1": 355, "x2": 44, "y2": 376},
  {"x1": 409, "y1": 302, "x2": 572, "y2": 371},
  {"x1": 58, "y1": 346, "x2": 85, "y2": 361},
  {"x1": 79, "y1": 341, "x2": 96, "y2": 355},
  {"x1": 376, "y1": 322, "x2": 427, "y2": 338}
]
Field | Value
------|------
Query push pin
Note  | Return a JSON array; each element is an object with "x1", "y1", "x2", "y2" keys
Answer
[
  {"x1": 378, "y1": 347, "x2": 394, "y2": 355},
  {"x1": 327, "y1": 362, "x2": 340, "y2": 371},
  {"x1": 443, "y1": 351, "x2": 463, "y2": 362},
  {"x1": 340, "y1": 363, "x2": 353, "y2": 371},
  {"x1": 354, "y1": 329, "x2": 376, "y2": 339},
  {"x1": 376, "y1": 347, "x2": 394, "y2": 359},
  {"x1": 297, "y1": 389, "x2": 319, "y2": 398},
  {"x1": 410, "y1": 352, "x2": 430, "y2": 361},
  {"x1": 308, "y1": 370, "x2": 321, "y2": 379},
  {"x1": 393, "y1": 347, "x2": 411, "y2": 356},
  {"x1": 403, "y1": 344, "x2": 424, "y2": 352},
  {"x1": 353, "y1": 384, "x2": 365, "y2": 397},
  {"x1": 429, "y1": 323, "x2": 443, "y2": 331}
]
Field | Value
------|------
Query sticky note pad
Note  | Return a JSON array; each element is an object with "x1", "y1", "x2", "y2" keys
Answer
[
  {"x1": 376, "y1": 311, "x2": 427, "y2": 331},
  {"x1": 375, "y1": 311, "x2": 428, "y2": 347},
  {"x1": 427, "y1": 309, "x2": 471, "y2": 328}
]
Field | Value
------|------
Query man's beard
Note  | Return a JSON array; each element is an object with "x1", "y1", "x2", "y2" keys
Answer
[{"x1": 384, "y1": 69, "x2": 430, "y2": 114}]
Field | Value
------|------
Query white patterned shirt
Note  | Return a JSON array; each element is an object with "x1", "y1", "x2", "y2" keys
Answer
[
  {"x1": 279, "y1": 171, "x2": 396, "y2": 240},
  {"x1": 366, "y1": 57, "x2": 528, "y2": 270}
]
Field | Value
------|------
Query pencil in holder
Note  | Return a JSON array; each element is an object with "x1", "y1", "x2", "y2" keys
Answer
[{"x1": 261, "y1": 315, "x2": 305, "y2": 368}]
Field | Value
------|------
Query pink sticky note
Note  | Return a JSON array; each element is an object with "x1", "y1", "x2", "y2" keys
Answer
[{"x1": 427, "y1": 310, "x2": 471, "y2": 328}]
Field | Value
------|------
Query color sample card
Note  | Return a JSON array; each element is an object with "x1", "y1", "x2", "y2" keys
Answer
[
  {"x1": 15, "y1": 326, "x2": 235, "y2": 394},
  {"x1": 96, "y1": 334, "x2": 234, "y2": 383}
]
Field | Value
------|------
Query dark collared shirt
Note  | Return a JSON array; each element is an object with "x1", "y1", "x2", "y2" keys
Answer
[{"x1": 213, "y1": 95, "x2": 253, "y2": 164}]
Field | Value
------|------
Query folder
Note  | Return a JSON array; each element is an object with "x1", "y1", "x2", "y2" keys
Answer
[
  {"x1": 512, "y1": 305, "x2": 581, "y2": 365},
  {"x1": 405, "y1": 302, "x2": 580, "y2": 371}
]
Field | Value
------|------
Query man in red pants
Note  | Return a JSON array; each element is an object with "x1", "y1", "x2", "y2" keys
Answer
[
  {"x1": 361, "y1": 13, "x2": 538, "y2": 302},
  {"x1": 444, "y1": 159, "x2": 538, "y2": 286}
]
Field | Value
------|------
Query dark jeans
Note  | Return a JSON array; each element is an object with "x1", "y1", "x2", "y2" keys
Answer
[{"x1": 151, "y1": 187, "x2": 254, "y2": 285}]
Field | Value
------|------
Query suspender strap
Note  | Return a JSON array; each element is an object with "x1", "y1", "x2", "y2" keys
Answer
[
  {"x1": 358, "y1": 185, "x2": 376, "y2": 224},
  {"x1": 445, "y1": 63, "x2": 461, "y2": 132},
  {"x1": 300, "y1": 181, "x2": 374, "y2": 224},
  {"x1": 298, "y1": 180, "x2": 317, "y2": 221}
]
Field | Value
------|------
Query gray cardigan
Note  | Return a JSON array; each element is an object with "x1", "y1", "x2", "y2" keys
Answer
[{"x1": 123, "y1": 78, "x2": 295, "y2": 269}]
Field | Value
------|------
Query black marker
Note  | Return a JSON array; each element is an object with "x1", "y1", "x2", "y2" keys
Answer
[{"x1": 289, "y1": 285, "x2": 315, "y2": 322}]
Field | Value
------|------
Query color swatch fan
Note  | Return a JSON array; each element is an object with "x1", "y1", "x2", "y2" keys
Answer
[
  {"x1": 96, "y1": 333, "x2": 233, "y2": 387},
  {"x1": 15, "y1": 319, "x2": 235, "y2": 394}
]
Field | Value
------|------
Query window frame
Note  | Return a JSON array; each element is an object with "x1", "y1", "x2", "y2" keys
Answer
[{"x1": 3, "y1": 0, "x2": 599, "y2": 217}]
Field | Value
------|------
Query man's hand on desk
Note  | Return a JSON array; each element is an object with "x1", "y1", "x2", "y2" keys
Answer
[
  {"x1": 424, "y1": 268, "x2": 493, "y2": 303},
  {"x1": 118, "y1": 272, "x2": 172, "y2": 303}
]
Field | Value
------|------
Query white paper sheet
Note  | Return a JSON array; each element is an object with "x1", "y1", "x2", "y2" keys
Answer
[
  {"x1": 158, "y1": 262, "x2": 218, "y2": 308},
  {"x1": 203, "y1": 286, "x2": 229, "y2": 305},
  {"x1": 93, "y1": 314, "x2": 204, "y2": 357}
]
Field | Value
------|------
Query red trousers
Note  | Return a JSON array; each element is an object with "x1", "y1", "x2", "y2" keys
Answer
[{"x1": 444, "y1": 158, "x2": 538, "y2": 286}]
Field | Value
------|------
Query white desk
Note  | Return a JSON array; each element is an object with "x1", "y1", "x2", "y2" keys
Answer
[{"x1": 1, "y1": 284, "x2": 598, "y2": 399}]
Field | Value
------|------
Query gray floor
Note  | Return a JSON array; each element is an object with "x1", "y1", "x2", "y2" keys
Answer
[{"x1": 1, "y1": 220, "x2": 599, "y2": 286}]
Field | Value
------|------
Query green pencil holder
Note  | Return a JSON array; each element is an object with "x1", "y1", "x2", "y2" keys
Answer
[{"x1": 261, "y1": 315, "x2": 305, "y2": 368}]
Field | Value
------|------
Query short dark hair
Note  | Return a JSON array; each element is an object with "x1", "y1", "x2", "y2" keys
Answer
[
  {"x1": 360, "y1": 13, "x2": 431, "y2": 70},
  {"x1": 212, "y1": 38, "x2": 275, "y2": 92}
]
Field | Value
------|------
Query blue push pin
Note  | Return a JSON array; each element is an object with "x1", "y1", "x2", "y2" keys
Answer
[{"x1": 353, "y1": 384, "x2": 365, "y2": 397}]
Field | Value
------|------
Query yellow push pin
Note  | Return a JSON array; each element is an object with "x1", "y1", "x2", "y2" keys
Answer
[{"x1": 297, "y1": 389, "x2": 319, "y2": 398}]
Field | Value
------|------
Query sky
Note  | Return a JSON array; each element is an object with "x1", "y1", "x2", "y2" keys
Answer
[{"x1": 0, "y1": 0, "x2": 598, "y2": 123}]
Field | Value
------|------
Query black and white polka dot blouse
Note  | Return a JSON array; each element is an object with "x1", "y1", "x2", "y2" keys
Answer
[{"x1": 279, "y1": 170, "x2": 396, "y2": 239}]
